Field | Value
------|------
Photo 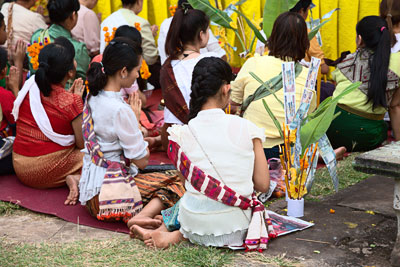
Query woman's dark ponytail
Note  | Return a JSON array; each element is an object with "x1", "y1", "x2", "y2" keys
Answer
[
  {"x1": 165, "y1": 8, "x2": 210, "y2": 60},
  {"x1": 356, "y1": 16, "x2": 391, "y2": 109},
  {"x1": 35, "y1": 62, "x2": 52, "y2": 96},
  {"x1": 188, "y1": 57, "x2": 234, "y2": 121},
  {"x1": 86, "y1": 62, "x2": 107, "y2": 96},
  {"x1": 35, "y1": 37, "x2": 75, "y2": 97},
  {"x1": 86, "y1": 37, "x2": 143, "y2": 96}
]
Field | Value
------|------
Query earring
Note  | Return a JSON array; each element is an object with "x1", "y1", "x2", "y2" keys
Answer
[{"x1": 122, "y1": 75, "x2": 127, "y2": 79}]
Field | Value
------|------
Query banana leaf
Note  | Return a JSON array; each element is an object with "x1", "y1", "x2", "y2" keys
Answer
[
  {"x1": 308, "y1": 19, "x2": 330, "y2": 41},
  {"x1": 262, "y1": 0, "x2": 298, "y2": 38},
  {"x1": 299, "y1": 82, "x2": 361, "y2": 152},
  {"x1": 188, "y1": 0, "x2": 233, "y2": 29},
  {"x1": 262, "y1": 99, "x2": 283, "y2": 138},
  {"x1": 250, "y1": 72, "x2": 284, "y2": 108},
  {"x1": 241, "y1": 63, "x2": 302, "y2": 115},
  {"x1": 233, "y1": 10, "x2": 266, "y2": 43}
]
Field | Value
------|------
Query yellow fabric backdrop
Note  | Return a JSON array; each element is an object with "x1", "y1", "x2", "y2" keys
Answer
[{"x1": 94, "y1": 0, "x2": 380, "y2": 67}]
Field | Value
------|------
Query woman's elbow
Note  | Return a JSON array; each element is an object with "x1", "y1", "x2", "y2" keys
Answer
[{"x1": 255, "y1": 179, "x2": 270, "y2": 193}]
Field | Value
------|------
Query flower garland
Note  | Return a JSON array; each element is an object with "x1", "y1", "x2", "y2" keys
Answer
[
  {"x1": 27, "y1": 37, "x2": 50, "y2": 70},
  {"x1": 103, "y1": 26, "x2": 116, "y2": 46}
]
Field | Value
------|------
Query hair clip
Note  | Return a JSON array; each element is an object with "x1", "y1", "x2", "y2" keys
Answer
[
  {"x1": 100, "y1": 62, "x2": 105, "y2": 74},
  {"x1": 381, "y1": 26, "x2": 386, "y2": 32},
  {"x1": 182, "y1": 2, "x2": 190, "y2": 14}
]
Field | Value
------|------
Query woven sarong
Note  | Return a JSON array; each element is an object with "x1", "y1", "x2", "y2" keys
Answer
[
  {"x1": 82, "y1": 98, "x2": 143, "y2": 222},
  {"x1": 167, "y1": 140, "x2": 277, "y2": 251}
]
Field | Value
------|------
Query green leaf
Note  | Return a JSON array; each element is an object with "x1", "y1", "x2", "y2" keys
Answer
[
  {"x1": 233, "y1": 10, "x2": 266, "y2": 43},
  {"x1": 262, "y1": 0, "x2": 298, "y2": 38},
  {"x1": 308, "y1": 19, "x2": 330, "y2": 40},
  {"x1": 241, "y1": 63, "x2": 302, "y2": 115},
  {"x1": 249, "y1": 35, "x2": 257, "y2": 52},
  {"x1": 250, "y1": 72, "x2": 284, "y2": 108},
  {"x1": 262, "y1": 99, "x2": 283, "y2": 138},
  {"x1": 300, "y1": 82, "x2": 361, "y2": 151},
  {"x1": 188, "y1": 0, "x2": 233, "y2": 29},
  {"x1": 234, "y1": 0, "x2": 248, "y2": 6}
]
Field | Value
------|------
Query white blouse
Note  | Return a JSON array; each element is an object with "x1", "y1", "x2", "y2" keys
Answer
[
  {"x1": 79, "y1": 91, "x2": 148, "y2": 204},
  {"x1": 168, "y1": 109, "x2": 265, "y2": 247},
  {"x1": 163, "y1": 52, "x2": 219, "y2": 125},
  {"x1": 158, "y1": 17, "x2": 226, "y2": 65},
  {"x1": 392, "y1": 33, "x2": 400, "y2": 54}
]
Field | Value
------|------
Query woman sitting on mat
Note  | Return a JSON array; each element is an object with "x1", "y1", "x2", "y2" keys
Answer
[
  {"x1": 326, "y1": 16, "x2": 400, "y2": 151},
  {"x1": 131, "y1": 57, "x2": 272, "y2": 250},
  {"x1": 12, "y1": 37, "x2": 85, "y2": 205},
  {"x1": 80, "y1": 37, "x2": 184, "y2": 224},
  {"x1": 160, "y1": 5, "x2": 219, "y2": 150}
]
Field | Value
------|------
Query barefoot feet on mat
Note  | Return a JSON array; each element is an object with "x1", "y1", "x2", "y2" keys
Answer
[{"x1": 65, "y1": 175, "x2": 80, "y2": 205}]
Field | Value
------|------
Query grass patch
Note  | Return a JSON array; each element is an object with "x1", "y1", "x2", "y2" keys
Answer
[
  {"x1": 0, "y1": 201, "x2": 20, "y2": 215},
  {"x1": 307, "y1": 153, "x2": 369, "y2": 199},
  {"x1": 0, "y1": 238, "x2": 233, "y2": 267},
  {"x1": 239, "y1": 253, "x2": 298, "y2": 267}
]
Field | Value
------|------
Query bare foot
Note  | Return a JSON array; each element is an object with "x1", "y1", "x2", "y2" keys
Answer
[
  {"x1": 131, "y1": 225, "x2": 155, "y2": 241},
  {"x1": 145, "y1": 230, "x2": 185, "y2": 249},
  {"x1": 154, "y1": 215, "x2": 163, "y2": 221},
  {"x1": 318, "y1": 146, "x2": 347, "y2": 163},
  {"x1": 127, "y1": 215, "x2": 162, "y2": 229},
  {"x1": 334, "y1": 146, "x2": 347, "y2": 161},
  {"x1": 65, "y1": 175, "x2": 80, "y2": 205}
]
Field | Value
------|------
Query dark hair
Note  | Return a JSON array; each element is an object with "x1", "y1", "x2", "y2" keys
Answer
[
  {"x1": 178, "y1": 0, "x2": 192, "y2": 9},
  {"x1": 380, "y1": 0, "x2": 400, "y2": 46},
  {"x1": 268, "y1": 12, "x2": 309, "y2": 62},
  {"x1": 87, "y1": 37, "x2": 142, "y2": 96},
  {"x1": 35, "y1": 37, "x2": 75, "y2": 97},
  {"x1": 115, "y1": 25, "x2": 142, "y2": 45},
  {"x1": 356, "y1": 16, "x2": 391, "y2": 109},
  {"x1": 0, "y1": 47, "x2": 7, "y2": 70},
  {"x1": 165, "y1": 8, "x2": 209, "y2": 60},
  {"x1": 47, "y1": 0, "x2": 80, "y2": 24},
  {"x1": 188, "y1": 57, "x2": 234, "y2": 121},
  {"x1": 0, "y1": 12, "x2": 4, "y2": 28},
  {"x1": 290, "y1": 0, "x2": 312, "y2": 13},
  {"x1": 121, "y1": 0, "x2": 139, "y2": 7}
]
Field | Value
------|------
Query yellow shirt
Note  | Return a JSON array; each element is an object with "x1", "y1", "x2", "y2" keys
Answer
[
  {"x1": 332, "y1": 52, "x2": 400, "y2": 115},
  {"x1": 231, "y1": 55, "x2": 317, "y2": 148}
]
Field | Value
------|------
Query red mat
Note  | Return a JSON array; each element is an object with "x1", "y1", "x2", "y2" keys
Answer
[{"x1": 0, "y1": 174, "x2": 130, "y2": 234}]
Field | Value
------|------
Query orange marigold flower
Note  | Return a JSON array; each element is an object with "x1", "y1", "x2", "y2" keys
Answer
[
  {"x1": 330, "y1": 209, "x2": 335, "y2": 214},
  {"x1": 103, "y1": 26, "x2": 109, "y2": 32},
  {"x1": 134, "y1": 22, "x2": 141, "y2": 31}
]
